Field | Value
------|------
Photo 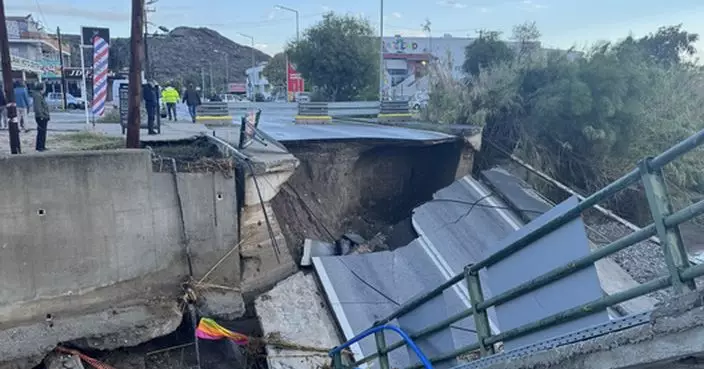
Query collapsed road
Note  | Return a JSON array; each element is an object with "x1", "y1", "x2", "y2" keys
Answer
[{"x1": 1, "y1": 104, "x2": 701, "y2": 369}]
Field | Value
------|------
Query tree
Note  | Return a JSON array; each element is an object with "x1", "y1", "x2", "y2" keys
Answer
[
  {"x1": 511, "y1": 21, "x2": 541, "y2": 60},
  {"x1": 288, "y1": 13, "x2": 378, "y2": 101},
  {"x1": 263, "y1": 53, "x2": 287, "y2": 88},
  {"x1": 636, "y1": 24, "x2": 699, "y2": 67},
  {"x1": 463, "y1": 31, "x2": 514, "y2": 78}
]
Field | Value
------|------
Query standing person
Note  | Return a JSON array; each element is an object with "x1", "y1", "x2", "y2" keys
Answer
[
  {"x1": 0, "y1": 85, "x2": 6, "y2": 130},
  {"x1": 32, "y1": 83, "x2": 50, "y2": 151},
  {"x1": 160, "y1": 82, "x2": 180, "y2": 121},
  {"x1": 13, "y1": 81, "x2": 30, "y2": 131},
  {"x1": 142, "y1": 80, "x2": 158, "y2": 135},
  {"x1": 182, "y1": 83, "x2": 201, "y2": 123}
]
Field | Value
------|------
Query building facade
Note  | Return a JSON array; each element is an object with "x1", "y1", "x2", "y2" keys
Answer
[
  {"x1": 244, "y1": 62, "x2": 270, "y2": 99},
  {"x1": 6, "y1": 15, "x2": 71, "y2": 82}
]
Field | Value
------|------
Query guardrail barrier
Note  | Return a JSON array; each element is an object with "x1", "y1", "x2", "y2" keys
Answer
[
  {"x1": 296, "y1": 102, "x2": 331, "y2": 124},
  {"x1": 378, "y1": 101, "x2": 412, "y2": 123},
  {"x1": 329, "y1": 128, "x2": 704, "y2": 369},
  {"x1": 196, "y1": 102, "x2": 232, "y2": 125}
]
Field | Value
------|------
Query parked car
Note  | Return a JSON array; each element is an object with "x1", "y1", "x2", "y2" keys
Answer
[
  {"x1": 46, "y1": 92, "x2": 86, "y2": 110},
  {"x1": 408, "y1": 91, "x2": 429, "y2": 111}
]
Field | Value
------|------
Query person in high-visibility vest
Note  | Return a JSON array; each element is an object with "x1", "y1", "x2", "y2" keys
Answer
[{"x1": 160, "y1": 82, "x2": 181, "y2": 121}]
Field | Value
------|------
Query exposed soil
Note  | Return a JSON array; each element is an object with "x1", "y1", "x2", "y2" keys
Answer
[{"x1": 271, "y1": 138, "x2": 471, "y2": 260}]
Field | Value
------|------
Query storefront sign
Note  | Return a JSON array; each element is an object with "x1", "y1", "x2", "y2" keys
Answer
[
  {"x1": 81, "y1": 26, "x2": 110, "y2": 46},
  {"x1": 228, "y1": 83, "x2": 246, "y2": 93},
  {"x1": 286, "y1": 60, "x2": 304, "y2": 102},
  {"x1": 119, "y1": 83, "x2": 129, "y2": 127},
  {"x1": 385, "y1": 35, "x2": 419, "y2": 54}
]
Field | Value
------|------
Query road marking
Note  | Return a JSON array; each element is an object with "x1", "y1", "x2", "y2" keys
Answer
[
  {"x1": 312, "y1": 257, "x2": 366, "y2": 367},
  {"x1": 462, "y1": 176, "x2": 522, "y2": 231}
]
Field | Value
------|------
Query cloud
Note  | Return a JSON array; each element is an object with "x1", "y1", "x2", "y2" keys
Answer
[
  {"x1": 519, "y1": 0, "x2": 547, "y2": 11},
  {"x1": 255, "y1": 43, "x2": 268, "y2": 49},
  {"x1": 321, "y1": 5, "x2": 332, "y2": 12},
  {"x1": 6, "y1": 2, "x2": 130, "y2": 21},
  {"x1": 392, "y1": 12, "x2": 402, "y2": 19},
  {"x1": 477, "y1": 7, "x2": 491, "y2": 13},
  {"x1": 267, "y1": 11, "x2": 276, "y2": 20},
  {"x1": 437, "y1": 0, "x2": 468, "y2": 9}
]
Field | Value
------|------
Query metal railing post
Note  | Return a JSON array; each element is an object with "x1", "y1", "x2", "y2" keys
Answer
[
  {"x1": 466, "y1": 266, "x2": 494, "y2": 356},
  {"x1": 375, "y1": 330, "x2": 390, "y2": 369},
  {"x1": 639, "y1": 158, "x2": 696, "y2": 293},
  {"x1": 332, "y1": 351, "x2": 343, "y2": 369}
]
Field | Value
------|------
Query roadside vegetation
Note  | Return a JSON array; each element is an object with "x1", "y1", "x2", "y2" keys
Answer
[
  {"x1": 281, "y1": 12, "x2": 380, "y2": 102},
  {"x1": 53, "y1": 132, "x2": 125, "y2": 151},
  {"x1": 423, "y1": 22, "x2": 704, "y2": 222}
]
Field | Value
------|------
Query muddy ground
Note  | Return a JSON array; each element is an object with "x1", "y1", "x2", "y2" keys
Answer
[{"x1": 272, "y1": 138, "x2": 471, "y2": 260}]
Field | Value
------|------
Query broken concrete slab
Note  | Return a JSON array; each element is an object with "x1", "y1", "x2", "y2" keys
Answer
[
  {"x1": 255, "y1": 272, "x2": 340, "y2": 369},
  {"x1": 301, "y1": 239, "x2": 336, "y2": 267},
  {"x1": 469, "y1": 289, "x2": 704, "y2": 369},
  {"x1": 240, "y1": 203, "x2": 298, "y2": 300},
  {"x1": 44, "y1": 353, "x2": 84, "y2": 369},
  {"x1": 0, "y1": 299, "x2": 182, "y2": 369},
  {"x1": 0, "y1": 151, "x2": 243, "y2": 368},
  {"x1": 479, "y1": 167, "x2": 657, "y2": 315}
]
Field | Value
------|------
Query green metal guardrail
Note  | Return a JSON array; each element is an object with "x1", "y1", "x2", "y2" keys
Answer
[{"x1": 329, "y1": 129, "x2": 704, "y2": 369}]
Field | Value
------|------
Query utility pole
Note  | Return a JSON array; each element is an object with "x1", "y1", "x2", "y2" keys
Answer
[
  {"x1": 126, "y1": 0, "x2": 144, "y2": 148},
  {"x1": 57, "y1": 27, "x2": 68, "y2": 110},
  {"x1": 0, "y1": 0, "x2": 20, "y2": 153}
]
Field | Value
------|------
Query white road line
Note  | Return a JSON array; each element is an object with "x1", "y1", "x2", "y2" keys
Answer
[
  {"x1": 462, "y1": 176, "x2": 522, "y2": 231},
  {"x1": 413, "y1": 217, "x2": 501, "y2": 334},
  {"x1": 312, "y1": 257, "x2": 367, "y2": 367}
]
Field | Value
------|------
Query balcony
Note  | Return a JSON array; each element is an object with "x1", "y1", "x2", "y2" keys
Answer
[{"x1": 15, "y1": 31, "x2": 71, "y2": 56}]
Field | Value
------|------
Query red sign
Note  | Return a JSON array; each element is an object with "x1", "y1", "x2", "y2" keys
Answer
[
  {"x1": 228, "y1": 83, "x2": 246, "y2": 93},
  {"x1": 286, "y1": 60, "x2": 305, "y2": 102}
]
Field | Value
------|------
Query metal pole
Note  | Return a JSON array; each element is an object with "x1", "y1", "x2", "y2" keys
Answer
[
  {"x1": 0, "y1": 0, "x2": 20, "y2": 154},
  {"x1": 208, "y1": 62, "x2": 212, "y2": 94},
  {"x1": 374, "y1": 331, "x2": 390, "y2": 369},
  {"x1": 201, "y1": 66, "x2": 205, "y2": 91},
  {"x1": 225, "y1": 53, "x2": 229, "y2": 91},
  {"x1": 79, "y1": 46, "x2": 90, "y2": 126},
  {"x1": 57, "y1": 26, "x2": 68, "y2": 110},
  {"x1": 378, "y1": 0, "x2": 384, "y2": 102},
  {"x1": 639, "y1": 159, "x2": 696, "y2": 293},
  {"x1": 295, "y1": 10, "x2": 299, "y2": 42},
  {"x1": 466, "y1": 266, "x2": 494, "y2": 356},
  {"x1": 126, "y1": 0, "x2": 144, "y2": 148}
]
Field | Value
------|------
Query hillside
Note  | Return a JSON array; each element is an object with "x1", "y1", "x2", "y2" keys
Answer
[{"x1": 64, "y1": 27, "x2": 270, "y2": 92}]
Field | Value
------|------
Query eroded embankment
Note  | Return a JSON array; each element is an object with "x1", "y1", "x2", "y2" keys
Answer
[{"x1": 271, "y1": 138, "x2": 473, "y2": 259}]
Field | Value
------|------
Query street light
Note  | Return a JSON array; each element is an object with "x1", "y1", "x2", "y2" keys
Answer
[
  {"x1": 214, "y1": 49, "x2": 230, "y2": 92},
  {"x1": 237, "y1": 33, "x2": 255, "y2": 99},
  {"x1": 379, "y1": 0, "x2": 384, "y2": 102},
  {"x1": 274, "y1": 5, "x2": 299, "y2": 42}
]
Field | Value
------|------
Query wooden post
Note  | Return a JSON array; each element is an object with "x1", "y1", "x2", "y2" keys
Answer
[
  {"x1": 126, "y1": 0, "x2": 144, "y2": 148},
  {"x1": 0, "y1": 0, "x2": 21, "y2": 153}
]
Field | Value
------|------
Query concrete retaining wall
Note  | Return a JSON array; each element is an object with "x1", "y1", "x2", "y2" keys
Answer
[{"x1": 0, "y1": 150, "x2": 242, "y2": 368}]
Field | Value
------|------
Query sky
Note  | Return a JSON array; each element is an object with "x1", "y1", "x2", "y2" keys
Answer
[{"x1": 7, "y1": 0, "x2": 704, "y2": 57}]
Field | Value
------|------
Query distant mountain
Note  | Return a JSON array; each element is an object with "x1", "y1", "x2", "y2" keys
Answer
[{"x1": 63, "y1": 27, "x2": 271, "y2": 91}]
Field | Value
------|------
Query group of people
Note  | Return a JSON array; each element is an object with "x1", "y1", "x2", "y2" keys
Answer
[
  {"x1": 142, "y1": 81, "x2": 202, "y2": 134},
  {"x1": 0, "y1": 80, "x2": 50, "y2": 152}
]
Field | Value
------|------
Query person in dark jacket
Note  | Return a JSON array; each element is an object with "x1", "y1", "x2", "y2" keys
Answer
[
  {"x1": 142, "y1": 80, "x2": 158, "y2": 135},
  {"x1": 182, "y1": 84, "x2": 201, "y2": 123},
  {"x1": 32, "y1": 84, "x2": 50, "y2": 151}
]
